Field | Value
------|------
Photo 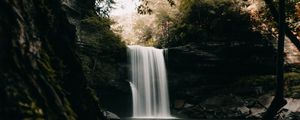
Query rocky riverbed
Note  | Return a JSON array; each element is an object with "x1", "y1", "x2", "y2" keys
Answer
[{"x1": 172, "y1": 93, "x2": 300, "y2": 119}]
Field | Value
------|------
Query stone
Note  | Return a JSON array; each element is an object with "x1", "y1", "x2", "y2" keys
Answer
[
  {"x1": 104, "y1": 111, "x2": 121, "y2": 120},
  {"x1": 238, "y1": 106, "x2": 250, "y2": 115},
  {"x1": 174, "y1": 99, "x2": 185, "y2": 109},
  {"x1": 284, "y1": 98, "x2": 300, "y2": 112},
  {"x1": 184, "y1": 103, "x2": 194, "y2": 108}
]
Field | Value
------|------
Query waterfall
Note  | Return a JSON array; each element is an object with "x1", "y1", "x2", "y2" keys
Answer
[{"x1": 128, "y1": 45, "x2": 172, "y2": 118}]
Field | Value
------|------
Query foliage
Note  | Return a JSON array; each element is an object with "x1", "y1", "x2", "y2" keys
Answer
[
  {"x1": 137, "y1": 0, "x2": 175, "y2": 14},
  {"x1": 95, "y1": 0, "x2": 116, "y2": 17},
  {"x1": 79, "y1": 15, "x2": 127, "y2": 88},
  {"x1": 128, "y1": 0, "x2": 179, "y2": 46},
  {"x1": 246, "y1": 0, "x2": 300, "y2": 47},
  {"x1": 235, "y1": 71, "x2": 300, "y2": 98},
  {"x1": 158, "y1": 0, "x2": 260, "y2": 47}
]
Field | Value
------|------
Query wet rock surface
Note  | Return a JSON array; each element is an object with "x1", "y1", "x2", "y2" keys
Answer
[
  {"x1": 173, "y1": 94, "x2": 300, "y2": 119},
  {"x1": 104, "y1": 111, "x2": 121, "y2": 120}
]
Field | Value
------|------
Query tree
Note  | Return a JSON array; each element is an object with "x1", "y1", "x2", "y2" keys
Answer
[
  {"x1": 95, "y1": 0, "x2": 116, "y2": 17},
  {"x1": 263, "y1": 0, "x2": 300, "y2": 51},
  {"x1": 263, "y1": 0, "x2": 287, "y2": 119},
  {"x1": 137, "y1": 0, "x2": 175, "y2": 14}
]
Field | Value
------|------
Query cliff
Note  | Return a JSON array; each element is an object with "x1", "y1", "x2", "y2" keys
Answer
[{"x1": 0, "y1": 0, "x2": 105, "y2": 119}]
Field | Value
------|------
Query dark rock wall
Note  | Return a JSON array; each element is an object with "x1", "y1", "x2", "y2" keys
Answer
[
  {"x1": 0, "y1": 0, "x2": 104, "y2": 119},
  {"x1": 167, "y1": 42, "x2": 276, "y2": 104}
]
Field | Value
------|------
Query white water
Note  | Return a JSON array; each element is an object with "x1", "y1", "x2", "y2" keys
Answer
[{"x1": 128, "y1": 45, "x2": 173, "y2": 119}]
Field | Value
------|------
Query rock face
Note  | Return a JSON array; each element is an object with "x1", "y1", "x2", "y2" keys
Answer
[
  {"x1": 103, "y1": 111, "x2": 121, "y2": 120},
  {"x1": 167, "y1": 42, "x2": 275, "y2": 104},
  {"x1": 173, "y1": 94, "x2": 300, "y2": 119},
  {"x1": 0, "y1": 0, "x2": 104, "y2": 119}
]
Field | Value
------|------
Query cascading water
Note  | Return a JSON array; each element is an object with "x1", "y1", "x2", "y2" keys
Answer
[{"x1": 128, "y1": 45, "x2": 173, "y2": 119}]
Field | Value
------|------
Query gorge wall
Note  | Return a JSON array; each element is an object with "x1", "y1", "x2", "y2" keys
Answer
[{"x1": 0, "y1": 0, "x2": 105, "y2": 119}]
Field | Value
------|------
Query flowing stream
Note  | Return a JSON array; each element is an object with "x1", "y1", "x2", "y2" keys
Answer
[{"x1": 128, "y1": 45, "x2": 173, "y2": 119}]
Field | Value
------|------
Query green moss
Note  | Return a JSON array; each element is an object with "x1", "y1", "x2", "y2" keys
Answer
[
  {"x1": 78, "y1": 15, "x2": 127, "y2": 88},
  {"x1": 37, "y1": 51, "x2": 56, "y2": 80},
  {"x1": 236, "y1": 75, "x2": 276, "y2": 87},
  {"x1": 18, "y1": 100, "x2": 44, "y2": 119},
  {"x1": 62, "y1": 100, "x2": 77, "y2": 120},
  {"x1": 235, "y1": 72, "x2": 300, "y2": 98},
  {"x1": 284, "y1": 72, "x2": 300, "y2": 98},
  {"x1": 284, "y1": 72, "x2": 300, "y2": 82},
  {"x1": 80, "y1": 16, "x2": 113, "y2": 33}
]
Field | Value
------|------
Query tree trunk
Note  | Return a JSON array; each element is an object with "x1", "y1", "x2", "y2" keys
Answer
[{"x1": 263, "y1": 0, "x2": 287, "y2": 119}]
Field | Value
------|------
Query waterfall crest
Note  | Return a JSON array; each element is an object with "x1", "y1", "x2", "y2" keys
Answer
[{"x1": 128, "y1": 45, "x2": 172, "y2": 118}]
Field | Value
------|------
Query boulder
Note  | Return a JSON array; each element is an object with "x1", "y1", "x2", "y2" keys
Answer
[
  {"x1": 174, "y1": 100, "x2": 185, "y2": 109},
  {"x1": 104, "y1": 111, "x2": 121, "y2": 120},
  {"x1": 237, "y1": 106, "x2": 250, "y2": 115},
  {"x1": 184, "y1": 103, "x2": 194, "y2": 108}
]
